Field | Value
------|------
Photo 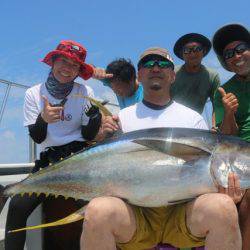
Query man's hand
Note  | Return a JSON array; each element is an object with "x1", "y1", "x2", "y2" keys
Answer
[
  {"x1": 218, "y1": 172, "x2": 245, "y2": 204},
  {"x1": 95, "y1": 115, "x2": 120, "y2": 141},
  {"x1": 41, "y1": 96, "x2": 63, "y2": 123},
  {"x1": 217, "y1": 87, "x2": 239, "y2": 135},
  {"x1": 102, "y1": 115, "x2": 120, "y2": 136},
  {"x1": 218, "y1": 87, "x2": 239, "y2": 115},
  {"x1": 92, "y1": 67, "x2": 113, "y2": 80}
]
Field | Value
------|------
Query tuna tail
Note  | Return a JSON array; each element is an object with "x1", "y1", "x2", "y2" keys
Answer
[
  {"x1": 9, "y1": 205, "x2": 87, "y2": 233},
  {"x1": 73, "y1": 94, "x2": 112, "y2": 116}
]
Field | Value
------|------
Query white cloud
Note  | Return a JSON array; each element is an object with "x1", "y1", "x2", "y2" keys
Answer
[
  {"x1": 2, "y1": 130, "x2": 15, "y2": 140},
  {"x1": 1, "y1": 104, "x2": 24, "y2": 126},
  {"x1": 0, "y1": 128, "x2": 29, "y2": 163}
]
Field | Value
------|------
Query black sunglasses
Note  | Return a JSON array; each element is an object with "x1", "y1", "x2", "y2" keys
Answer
[
  {"x1": 223, "y1": 43, "x2": 250, "y2": 60},
  {"x1": 142, "y1": 60, "x2": 174, "y2": 70},
  {"x1": 183, "y1": 45, "x2": 203, "y2": 54}
]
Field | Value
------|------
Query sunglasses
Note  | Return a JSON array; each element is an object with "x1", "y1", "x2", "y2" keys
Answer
[
  {"x1": 57, "y1": 44, "x2": 85, "y2": 60},
  {"x1": 142, "y1": 60, "x2": 174, "y2": 69},
  {"x1": 223, "y1": 43, "x2": 250, "y2": 60},
  {"x1": 183, "y1": 45, "x2": 203, "y2": 54}
]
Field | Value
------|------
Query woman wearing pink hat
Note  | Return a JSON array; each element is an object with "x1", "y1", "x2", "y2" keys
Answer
[{"x1": 5, "y1": 40, "x2": 119, "y2": 250}]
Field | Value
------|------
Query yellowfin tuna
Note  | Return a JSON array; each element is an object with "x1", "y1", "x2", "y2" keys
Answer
[{"x1": 5, "y1": 127, "x2": 250, "y2": 232}]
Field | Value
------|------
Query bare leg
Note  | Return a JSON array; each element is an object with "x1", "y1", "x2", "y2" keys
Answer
[
  {"x1": 238, "y1": 189, "x2": 250, "y2": 250},
  {"x1": 80, "y1": 196, "x2": 136, "y2": 250},
  {"x1": 186, "y1": 193, "x2": 241, "y2": 250}
]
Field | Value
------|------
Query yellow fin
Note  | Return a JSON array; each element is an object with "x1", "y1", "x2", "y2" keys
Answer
[
  {"x1": 9, "y1": 205, "x2": 87, "y2": 233},
  {"x1": 73, "y1": 94, "x2": 112, "y2": 116}
]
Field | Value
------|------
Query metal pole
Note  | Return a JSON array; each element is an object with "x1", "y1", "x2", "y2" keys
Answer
[
  {"x1": 0, "y1": 83, "x2": 11, "y2": 125},
  {"x1": 0, "y1": 163, "x2": 34, "y2": 175},
  {"x1": 29, "y1": 137, "x2": 37, "y2": 163},
  {"x1": 0, "y1": 79, "x2": 29, "y2": 89}
]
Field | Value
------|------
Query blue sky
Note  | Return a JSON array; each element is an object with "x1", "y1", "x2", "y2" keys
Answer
[{"x1": 0, "y1": 0, "x2": 249, "y2": 163}]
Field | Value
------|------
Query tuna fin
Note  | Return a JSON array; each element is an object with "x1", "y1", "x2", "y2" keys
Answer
[
  {"x1": 168, "y1": 198, "x2": 194, "y2": 205},
  {"x1": 134, "y1": 139, "x2": 210, "y2": 161},
  {"x1": 9, "y1": 205, "x2": 87, "y2": 233}
]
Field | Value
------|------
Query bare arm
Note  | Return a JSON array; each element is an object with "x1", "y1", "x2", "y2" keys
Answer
[
  {"x1": 29, "y1": 96, "x2": 63, "y2": 143},
  {"x1": 94, "y1": 115, "x2": 120, "y2": 142},
  {"x1": 217, "y1": 87, "x2": 239, "y2": 135},
  {"x1": 220, "y1": 112, "x2": 238, "y2": 135}
]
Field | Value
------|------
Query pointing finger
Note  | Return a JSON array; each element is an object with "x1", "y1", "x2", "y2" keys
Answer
[
  {"x1": 105, "y1": 73, "x2": 113, "y2": 78},
  {"x1": 93, "y1": 68, "x2": 113, "y2": 79}
]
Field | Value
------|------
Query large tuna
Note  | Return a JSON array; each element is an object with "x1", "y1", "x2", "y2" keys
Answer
[{"x1": 5, "y1": 127, "x2": 250, "y2": 232}]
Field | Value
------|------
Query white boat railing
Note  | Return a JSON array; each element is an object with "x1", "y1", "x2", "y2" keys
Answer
[
  {"x1": 0, "y1": 79, "x2": 29, "y2": 125},
  {"x1": 0, "y1": 163, "x2": 35, "y2": 175}
]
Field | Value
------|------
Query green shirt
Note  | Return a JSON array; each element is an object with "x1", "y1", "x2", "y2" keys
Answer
[
  {"x1": 170, "y1": 65, "x2": 220, "y2": 114},
  {"x1": 214, "y1": 75, "x2": 250, "y2": 141}
]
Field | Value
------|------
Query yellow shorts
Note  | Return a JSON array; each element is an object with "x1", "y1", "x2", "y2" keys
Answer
[{"x1": 117, "y1": 204, "x2": 205, "y2": 250}]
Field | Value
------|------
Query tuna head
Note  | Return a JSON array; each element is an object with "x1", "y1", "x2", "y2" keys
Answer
[{"x1": 211, "y1": 139, "x2": 250, "y2": 188}]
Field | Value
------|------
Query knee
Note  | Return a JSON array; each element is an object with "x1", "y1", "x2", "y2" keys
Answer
[
  {"x1": 196, "y1": 194, "x2": 238, "y2": 226},
  {"x1": 83, "y1": 197, "x2": 122, "y2": 229}
]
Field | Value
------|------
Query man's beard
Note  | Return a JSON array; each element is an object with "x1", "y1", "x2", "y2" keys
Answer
[
  {"x1": 237, "y1": 60, "x2": 250, "y2": 80},
  {"x1": 244, "y1": 59, "x2": 250, "y2": 80},
  {"x1": 150, "y1": 82, "x2": 162, "y2": 91}
]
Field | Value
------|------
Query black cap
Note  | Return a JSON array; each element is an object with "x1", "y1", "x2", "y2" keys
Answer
[
  {"x1": 212, "y1": 23, "x2": 250, "y2": 71},
  {"x1": 174, "y1": 33, "x2": 211, "y2": 60}
]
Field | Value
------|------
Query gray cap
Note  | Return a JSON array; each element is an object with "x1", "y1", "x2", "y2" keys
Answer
[
  {"x1": 138, "y1": 47, "x2": 174, "y2": 65},
  {"x1": 212, "y1": 23, "x2": 250, "y2": 71}
]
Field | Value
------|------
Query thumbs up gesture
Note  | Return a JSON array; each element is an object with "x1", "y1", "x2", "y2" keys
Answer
[
  {"x1": 218, "y1": 87, "x2": 239, "y2": 114},
  {"x1": 41, "y1": 96, "x2": 63, "y2": 123}
]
